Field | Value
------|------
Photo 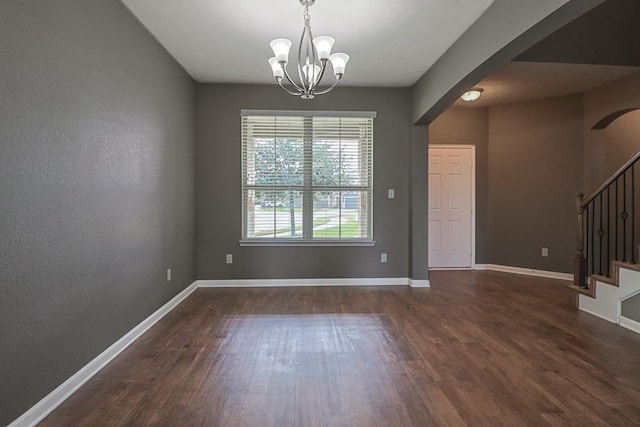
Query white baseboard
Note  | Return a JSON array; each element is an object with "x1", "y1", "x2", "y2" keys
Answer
[
  {"x1": 197, "y1": 277, "x2": 412, "y2": 287},
  {"x1": 8, "y1": 281, "x2": 199, "y2": 427},
  {"x1": 578, "y1": 306, "x2": 617, "y2": 323},
  {"x1": 409, "y1": 279, "x2": 431, "y2": 288},
  {"x1": 474, "y1": 264, "x2": 572, "y2": 281},
  {"x1": 619, "y1": 316, "x2": 640, "y2": 334}
]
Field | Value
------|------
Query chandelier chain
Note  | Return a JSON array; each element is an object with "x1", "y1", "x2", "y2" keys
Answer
[{"x1": 303, "y1": 5, "x2": 311, "y2": 28}]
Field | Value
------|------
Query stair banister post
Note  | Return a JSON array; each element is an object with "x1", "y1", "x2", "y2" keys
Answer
[{"x1": 574, "y1": 193, "x2": 587, "y2": 288}]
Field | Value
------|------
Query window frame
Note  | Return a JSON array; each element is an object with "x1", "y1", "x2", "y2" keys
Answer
[{"x1": 240, "y1": 110, "x2": 376, "y2": 247}]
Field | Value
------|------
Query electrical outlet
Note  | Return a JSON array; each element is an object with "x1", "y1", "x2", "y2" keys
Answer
[
  {"x1": 541, "y1": 248, "x2": 549, "y2": 257},
  {"x1": 388, "y1": 189, "x2": 395, "y2": 199},
  {"x1": 166, "y1": 268, "x2": 172, "y2": 282},
  {"x1": 226, "y1": 254, "x2": 233, "y2": 264},
  {"x1": 381, "y1": 253, "x2": 388, "y2": 263}
]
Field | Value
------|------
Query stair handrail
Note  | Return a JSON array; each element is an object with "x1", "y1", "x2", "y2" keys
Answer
[
  {"x1": 582, "y1": 147, "x2": 640, "y2": 206},
  {"x1": 574, "y1": 146, "x2": 640, "y2": 288}
]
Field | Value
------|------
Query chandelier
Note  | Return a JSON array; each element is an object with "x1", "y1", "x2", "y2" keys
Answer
[{"x1": 268, "y1": 0, "x2": 349, "y2": 99}]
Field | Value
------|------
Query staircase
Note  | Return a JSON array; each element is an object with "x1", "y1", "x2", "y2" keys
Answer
[{"x1": 569, "y1": 148, "x2": 640, "y2": 330}]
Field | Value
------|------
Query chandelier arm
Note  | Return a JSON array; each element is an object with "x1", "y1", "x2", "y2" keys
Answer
[
  {"x1": 312, "y1": 59, "x2": 329, "y2": 90},
  {"x1": 276, "y1": 78, "x2": 304, "y2": 96},
  {"x1": 312, "y1": 75, "x2": 342, "y2": 95},
  {"x1": 296, "y1": 26, "x2": 310, "y2": 93},
  {"x1": 280, "y1": 63, "x2": 305, "y2": 93},
  {"x1": 306, "y1": 25, "x2": 320, "y2": 90}
]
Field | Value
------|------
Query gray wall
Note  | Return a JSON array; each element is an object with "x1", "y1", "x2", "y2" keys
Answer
[
  {"x1": 410, "y1": 126, "x2": 429, "y2": 280},
  {"x1": 516, "y1": 0, "x2": 640, "y2": 67},
  {"x1": 196, "y1": 84, "x2": 414, "y2": 280},
  {"x1": 487, "y1": 95, "x2": 584, "y2": 273},
  {"x1": 429, "y1": 107, "x2": 490, "y2": 263},
  {"x1": 599, "y1": 110, "x2": 640, "y2": 177},
  {"x1": 430, "y1": 98, "x2": 583, "y2": 273},
  {"x1": 583, "y1": 72, "x2": 640, "y2": 193},
  {"x1": 411, "y1": 0, "x2": 604, "y2": 124},
  {"x1": 622, "y1": 293, "x2": 640, "y2": 322},
  {"x1": 0, "y1": 1, "x2": 196, "y2": 424}
]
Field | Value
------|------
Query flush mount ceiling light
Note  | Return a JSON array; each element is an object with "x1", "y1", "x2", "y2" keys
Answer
[
  {"x1": 268, "y1": 0, "x2": 349, "y2": 100},
  {"x1": 461, "y1": 88, "x2": 484, "y2": 102}
]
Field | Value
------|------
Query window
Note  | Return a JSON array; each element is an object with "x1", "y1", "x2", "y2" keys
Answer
[{"x1": 241, "y1": 110, "x2": 375, "y2": 245}]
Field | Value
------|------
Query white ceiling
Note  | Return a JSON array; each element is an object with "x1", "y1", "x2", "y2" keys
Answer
[
  {"x1": 455, "y1": 62, "x2": 640, "y2": 108},
  {"x1": 121, "y1": 0, "x2": 495, "y2": 86}
]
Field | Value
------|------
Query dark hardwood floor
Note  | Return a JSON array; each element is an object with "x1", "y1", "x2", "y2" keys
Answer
[{"x1": 40, "y1": 271, "x2": 640, "y2": 426}]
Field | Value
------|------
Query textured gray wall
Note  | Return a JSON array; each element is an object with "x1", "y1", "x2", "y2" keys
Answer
[
  {"x1": 0, "y1": 1, "x2": 196, "y2": 424},
  {"x1": 411, "y1": 0, "x2": 604, "y2": 125},
  {"x1": 487, "y1": 95, "x2": 584, "y2": 273},
  {"x1": 429, "y1": 107, "x2": 490, "y2": 263},
  {"x1": 410, "y1": 126, "x2": 429, "y2": 280},
  {"x1": 196, "y1": 84, "x2": 413, "y2": 280},
  {"x1": 432, "y1": 99, "x2": 583, "y2": 273},
  {"x1": 599, "y1": 110, "x2": 640, "y2": 177},
  {"x1": 622, "y1": 293, "x2": 640, "y2": 322},
  {"x1": 516, "y1": 0, "x2": 640, "y2": 67},
  {"x1": 583, "y1": 72, "x2": 640, "y2": 193},
  {"x1": 431, "y1": 88, "x2": 639, "y2": 274}
]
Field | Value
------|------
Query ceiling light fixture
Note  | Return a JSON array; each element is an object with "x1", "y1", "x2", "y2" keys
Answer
[
  {"x1": 461, "y1": 88, "x2": 484, "y2": 102},
  {"x1": 268, "y1": 0, "x2": 349, "y2": 100}
]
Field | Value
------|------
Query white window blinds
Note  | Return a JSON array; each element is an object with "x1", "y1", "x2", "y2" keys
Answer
[{"x1": 241, "y1": 111, "x2": 375, "y2": 242}]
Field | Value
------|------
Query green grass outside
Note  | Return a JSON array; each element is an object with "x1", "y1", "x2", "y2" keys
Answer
[
  {"x1": 254, "y1": 227, "x2": 299, "y2": 237},
  {"x1": 252, "y1": 216, "x2": 331, "y2": 237},
  {"x1": 258, "y1": 207, "x2": 302, "y2": 212},
  {"x1": 313, "y1": 217, "x2": 361, "y2": 238},
  {"x1": 313, "y1": 217, "x2": 331, "y2": 227}
]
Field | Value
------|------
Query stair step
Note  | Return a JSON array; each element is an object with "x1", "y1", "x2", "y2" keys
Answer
[
  {"x1": 612, "y1": 261, "x2": 640, "y2": 272},
  {"x1": 592, "y1": 274, "x2": 616, "y2": 286},
  {"x1": 569, "y1": 262, "x2": 640, "y2": 300},
  {"x1": 567, "y1": 284, "x2": 595, "y2": 298}
]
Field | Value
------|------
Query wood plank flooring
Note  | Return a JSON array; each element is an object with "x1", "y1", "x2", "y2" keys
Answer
[{"x1": 40, "y1": 271, "x2": 640, "y2": 426}]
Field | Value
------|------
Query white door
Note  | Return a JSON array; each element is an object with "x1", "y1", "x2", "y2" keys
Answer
[{"x1": 428, "y1": 146, "x2": 474, "y2": 268}]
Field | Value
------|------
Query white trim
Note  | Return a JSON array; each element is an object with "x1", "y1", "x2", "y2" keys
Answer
[
  {"x1": 620, "y1": 288, "x2": 640, "y2": 302},
  {"x1": 239, "y1": 239, "x2": 376, "y2": 247},
  {"x1": 428, "y1": 145, "x2": 476, "y2": 268},
  {"x1": 8, "y1": 282, "x2": 199, "y2": 427},
  {"x1": 197, "y1": 278, "x2": 411, "y2": 288},
  {"x1": 473, "y1": 264, "x2": 573, "y2": 281},
  {"x1": 578, "y1": 306, "x2": 617, "y2": 323},
  {"x1": 619, "y1": 316, "x2": 640, "y2": 334},
  {"x1": 617, "y1": 289, "x2": 640, "y2": 325},
  {"x1": 409, "y1": 279, "x2": 431, "y2": 288},
  {"x1": 240, "y1": 109, "x2": 377, "y2": 118}
]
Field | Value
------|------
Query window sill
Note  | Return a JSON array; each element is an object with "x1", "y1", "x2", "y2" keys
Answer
[{"x1": 239, "y1": 239, "x2": 376, "y2": 247}]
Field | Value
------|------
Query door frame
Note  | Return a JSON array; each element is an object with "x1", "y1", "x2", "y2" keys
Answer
[{"x1": 428, "y1": 144, "x2": 476, "y2": 269}]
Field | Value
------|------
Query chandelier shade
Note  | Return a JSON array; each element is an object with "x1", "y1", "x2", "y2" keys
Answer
[
  {"x1": 313, "y1": 36, "x2": 335, "y2": 60},
  {"x1": 329, "y1": 53, "x2": 349, "y2": 76},
  {"x1": 269, "y1": 39, "x2": 292, "y2": 63},
  {"x1": 268, "y1": 57, "x2": 284, "y2": 79},
  {"x1": 268, "y1": 0, "x2": 349, "y2": 99}
]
